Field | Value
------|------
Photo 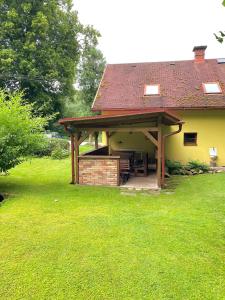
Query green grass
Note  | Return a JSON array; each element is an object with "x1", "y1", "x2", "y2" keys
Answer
[
  {"x1": 0, "y1": 157, "x2": 225, "y2": 299},
  {"x1": 78, "y1": 143, "x2": 94, "y2": 153}
]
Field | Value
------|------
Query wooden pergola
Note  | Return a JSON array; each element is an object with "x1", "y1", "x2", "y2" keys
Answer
[{"x1": 59, "y1": 110, "x2": 183, "y2": 188}]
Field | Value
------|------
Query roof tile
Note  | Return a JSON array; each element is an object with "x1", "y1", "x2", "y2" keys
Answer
[{"x1": 92, "y1": 59, "x2": 225, "y2": 110}]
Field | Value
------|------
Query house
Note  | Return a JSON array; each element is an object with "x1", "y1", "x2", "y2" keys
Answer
[{"x1": 59, "y1": 46, "x2": 225, "y2": 189}]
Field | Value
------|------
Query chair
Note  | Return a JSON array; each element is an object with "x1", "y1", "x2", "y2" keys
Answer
[
  {"x1": 133, "y1": 152, "x2": 148, "y2": 177},
  {"x1": 119, "y1": 159, "x2": 131, "y2": 184}
]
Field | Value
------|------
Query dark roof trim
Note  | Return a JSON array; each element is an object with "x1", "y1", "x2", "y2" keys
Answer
[
  {"x1": 92, "y1": 106, "x2": 225, "y2": 112},
  {"x1": 59, "y1": 110, "x2": 183, "y2": 127}
]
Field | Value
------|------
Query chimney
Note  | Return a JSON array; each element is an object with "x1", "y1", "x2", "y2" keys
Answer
[{"x1": 193, "y1": 45, "x2": 207, "y2": 63}]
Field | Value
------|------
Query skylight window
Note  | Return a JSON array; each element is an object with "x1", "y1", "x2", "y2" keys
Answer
[
  {"x1": 203, "y1": 82, "x2": 222, "y2": 94},
  {"x1": 144, "y1": 84, "x2": 160, "y2": 96}
]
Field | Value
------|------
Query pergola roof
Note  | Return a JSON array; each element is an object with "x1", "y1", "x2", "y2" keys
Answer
[
  {"x1": 59, "y1": 109, "x2": 184, "y2": 188},
  {"x1": 59, "y1": 110, "x2": 183, "y2": 129}
]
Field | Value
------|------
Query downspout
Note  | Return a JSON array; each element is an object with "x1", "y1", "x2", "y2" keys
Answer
[{"x1": 161, "y1": 123, "x2": 183, "y2": 187}]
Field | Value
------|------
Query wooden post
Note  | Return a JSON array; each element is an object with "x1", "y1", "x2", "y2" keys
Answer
[
  {"x1": 71, "y1": 135, "x2": 75, "y2": 184},
  {"x1": 161, "y1": 123, "x2": 183, "y2": 187},
  {"x1": 106, "y1": 132, "x2": 111, "y2": 155},
  {"x1": 161, "y1": 137, "x2": 165, "y2": 188},
  {"x1": 157, "y1": 126, "x2": 162, "y2": 188},
  {"x1": 142, "y1": 129, "x2": 161, "y2": 188},
  {"x1": 94, "y1": 132, "x2": 99, "y2": 150},
  {"x1": 74, "y1": 133, "x2": 80, "y2": 184}
]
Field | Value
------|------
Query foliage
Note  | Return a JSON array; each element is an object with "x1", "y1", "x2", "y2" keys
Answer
[
  {"x1": 0, "y1": 1, "x2": 104, "y2": 121},
  {"x1": 0, "y1": 90, "x2": 47, "y2": 173},
  {"x1": 214, "y1": 1, "x2": 225, "y2": 43},
  {"x1": 166, "y1": 159, "x2": 209, "y2": 175},
  {"x1": 1, "y1": 158, "x2": 225, "y2": 299},
  {"x1": 214, "y1": 31, "x2": 225, "y2": 43},
  {"x1": 34, "y1": 137, "x2": 69, "y2": 157},
  {"x1": 64, "y1": 27, "x2": 106, "y2": 118},
  {"x1": 78, "y1": 29, "x2": 105, "y2": 108},
  {"x1": 186, "y1": 160, "x2": 209, "y2": 173},
  {"x1": 63, "y1": 90, "x2": 94, "y2": 117},
  {"x1": 75, "y1": 26, "x2": 106, "y2": 116},
  {"x1": 166, "y1": 159, "x2": 183, "y2": 175},
  {"x1": 51, "y1": 147, "x2": 69, "y2": 160}
]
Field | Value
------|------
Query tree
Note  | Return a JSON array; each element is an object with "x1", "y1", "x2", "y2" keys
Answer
[
  {"x1": 0, "y1": 0, "x2": 81, "y2": 118},
  {"x1": 214, "y1": 1, "x2": 225, "y2": 43},
  {"x1": 0, "y1": 90, "x2": 47, "y2": 173},
  {"x1": 76, "y1": 26, "x2": 106, "y2": 115},
  {"x1": 63, "y1": 27, "x2": 106, "y2": 118}
]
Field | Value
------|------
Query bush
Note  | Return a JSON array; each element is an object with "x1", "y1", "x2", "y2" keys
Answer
[
  {"x1": 166, "y1": 160, "x2": 184, "y2": 175},
  {"x1": 186, "y1": 160, "x2": 209, "y2": 173},
  {"x1": 49, "y1": 138, "x2": 69, "y2": 152},
  {"x1": 166, "y1": 159, "x2": 209, "y2": 175},
  {"x1": 33, "y1": 138, "x2": 51, "y2": 157},
  {"x1": 34, "y1": 138, "x2": 70, "y2": 158},
  {"x1": 0, "y1": 90, "x2": 48, "y2": 173},
  {"x1": 51, "y1": 147, "x2": 69, "y2": 160}
]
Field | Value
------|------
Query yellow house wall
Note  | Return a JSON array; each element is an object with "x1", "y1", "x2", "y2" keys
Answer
[
  {"x1": 102, "y1": 131, "x2": 107, "y2": 145},
  {"x1": 108, "y1": 132, "x2": 155, "y2": 156},
  {"x1": 101, "y1": 121, "x2": 157, "y2": 156},
  {"x1": 165, "y1": 110, "x2": 225, "y2": 166}
]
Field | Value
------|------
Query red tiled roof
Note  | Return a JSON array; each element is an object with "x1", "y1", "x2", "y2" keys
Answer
[{"x1": 92, "y1": 59, "x2": 225, "y2": 111}]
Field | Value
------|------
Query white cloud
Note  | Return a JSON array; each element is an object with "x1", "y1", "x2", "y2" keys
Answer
[{"x1": 74, "y1": 0, "x2": 225, "y2": 63}]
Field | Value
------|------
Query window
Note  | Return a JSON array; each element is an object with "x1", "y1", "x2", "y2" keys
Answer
[
  {"x1": 184, "y1": 133, "x2": 197, "y2": 146},
  {"x1": 144, "y1": 84, "x2": 160, "y2": 96},
  {"x1": 202, "y1": 82, "x2": 222, "y2": 94}
]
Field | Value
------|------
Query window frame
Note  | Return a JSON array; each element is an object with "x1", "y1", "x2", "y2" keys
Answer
[
  {"x1": 144, "y1": 84, "x2": 160, "y2": 96},
  {"x1": 202, "y1": 82, "x2": 222, "y2": 94},
  {"x1": 183, "y1": 132, "x2": 197, "y2": 146}
]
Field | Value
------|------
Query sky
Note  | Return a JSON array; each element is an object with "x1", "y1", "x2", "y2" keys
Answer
[{"x1": 74, "y1": 0, "x2": 225, "y2": 64}]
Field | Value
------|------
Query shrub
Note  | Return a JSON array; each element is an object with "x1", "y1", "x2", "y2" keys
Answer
[
  {"x1": 186, "y1": 160, "x2": 209, "y2": 173},
  {"x1": 166, "y1": 159, "x2": 210, "y2": 175},
  {"x1": 166, "y1": 160, "x2": 184, "y2": 175},
  {"x1": 0, "y1": 90, "x2": 47, "y2": 173},
  {"x1": 34, "y1": 138, "x2": 70, "y2": 157},
  {"x1": 33, "y1": 138, "x2": 52, "y2": 157},
  {"x1": 51, "y1": 147, "x2": 69, "y2": 160},
  {"x1": 49, "y1": 138, "x2": 69, "y2": 152}
]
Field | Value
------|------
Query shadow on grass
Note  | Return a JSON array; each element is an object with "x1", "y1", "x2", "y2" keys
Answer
[{"x1": 162, "y1": 175, "x2": 186, "y2": 193}]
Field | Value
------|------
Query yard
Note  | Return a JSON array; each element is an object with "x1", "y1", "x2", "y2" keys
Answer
[{"x1": 0, "y1": 156, "x2": 225, "y2": 299}]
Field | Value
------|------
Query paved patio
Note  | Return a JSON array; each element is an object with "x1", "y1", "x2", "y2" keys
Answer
[{"x1": 120, "y1": 174, "x2": 159, "y2": 190}]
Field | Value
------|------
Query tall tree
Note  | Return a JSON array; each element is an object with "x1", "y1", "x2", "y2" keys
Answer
[
  {"x1": 77, "y1": 26, "x2": 106, "y2": 115},
  {"x1": 0, "y1": 0, "x2": 81, "y2": 117},
  {"x1": 63, "y1": 26, "x2": 106, "y2": 118}
]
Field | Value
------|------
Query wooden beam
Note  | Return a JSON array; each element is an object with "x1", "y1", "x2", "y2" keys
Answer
[
  {"x1": 78, "y1": 133, "x2": 89, "y2": 146},
  {"x1": 85, "y1": 127, "x2": 159, "y2": 133},
  {"x1": 105, "y1": 132, "x2": 110, "y2": 155},
  {"x1": 142, "y1": 130, "x2": 158, "y2": 147},
  {"x1": 70, "y1": 135, "x2": 75, "y2": 184},
  {"x1": 74, "y1": 133, "x2": 80, "y2": 184}
]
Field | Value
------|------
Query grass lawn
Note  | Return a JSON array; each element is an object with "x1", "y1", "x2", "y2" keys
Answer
[{"x1": 0, "y1": 156, "x2": 225, "y2": 299}]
